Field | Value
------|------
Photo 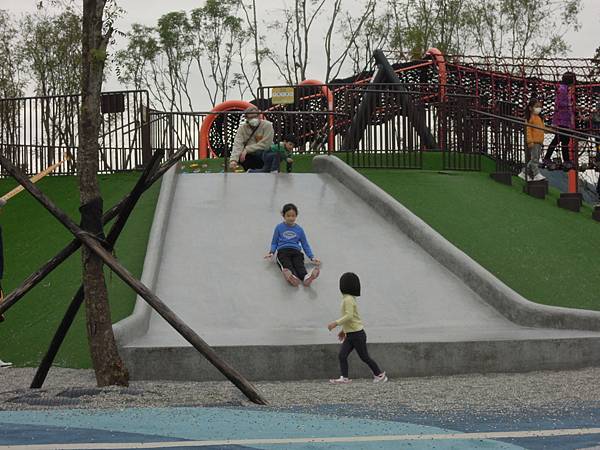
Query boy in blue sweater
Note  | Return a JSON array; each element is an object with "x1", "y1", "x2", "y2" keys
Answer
[{"x1": 266, "y1": 203, "x2": 320, "y2": 286}]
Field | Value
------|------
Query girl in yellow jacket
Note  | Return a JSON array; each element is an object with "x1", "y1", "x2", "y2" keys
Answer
[
  {"x1": 521, "y1": 98, "x2": 547, "y2": 181},
  {"x1": 327, "y1": 272, "x2": 387, "y2": 384}
]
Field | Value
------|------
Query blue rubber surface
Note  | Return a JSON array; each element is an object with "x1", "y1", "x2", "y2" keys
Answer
[
  {"x1": 0, "y1": 406, "x2": 525, "y2": 449},
  {"x1": 1, "y1": 405, "x2": 600, "y2": 449}
]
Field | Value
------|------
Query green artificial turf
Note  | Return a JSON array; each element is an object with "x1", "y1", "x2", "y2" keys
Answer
[
  {"x1": 0, "y1": 173, "x2": 160, "y2": 368},
  {"x1": 361, "y1": 168, "x2": 600, "y2": 311},
  {"x1": 179, "y1": 151, "x2": 493, "y2": 174},
  {"x1": 180, "y1": 154, "x2": 316, "y2": 174}
]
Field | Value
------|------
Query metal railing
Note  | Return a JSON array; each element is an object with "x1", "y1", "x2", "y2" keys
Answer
[{"x1": 0, "y1": 90, "x2": 150, "y2": 176}]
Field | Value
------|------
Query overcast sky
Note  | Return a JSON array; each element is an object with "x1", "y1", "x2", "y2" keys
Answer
[{"x1": 2, "y1": 0, "x2": 600, "y2": 109}]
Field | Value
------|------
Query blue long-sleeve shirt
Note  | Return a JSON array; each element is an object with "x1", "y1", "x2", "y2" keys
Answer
[{"x1": 270, "y1": 222, "x2": 314, "y2": 259}]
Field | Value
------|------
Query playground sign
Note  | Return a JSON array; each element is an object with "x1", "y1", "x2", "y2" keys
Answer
[{"x1": 272, "y1": 87, "x2": 295, "y2": 105}]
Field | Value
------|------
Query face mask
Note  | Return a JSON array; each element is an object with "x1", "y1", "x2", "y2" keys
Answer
[
  {"x1": 533, "y1": 107, "x2": 542, "y2": 115},
  {"x1": 248, "y1": 118, "x2": 259, "y2": 127}
]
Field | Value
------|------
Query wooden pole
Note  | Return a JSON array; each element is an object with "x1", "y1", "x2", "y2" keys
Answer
[
  {"x1": 1, "y1": 154, "x2": 71, "y2": 202},
  {"x1": 0, "y1": 147, "x2": 188, "y2": 317},
  {"x1": 30, "y1": 149, "x2": 164, "y2": 389},
  {"x1": 0, "y1": 152, "x2": 267, "y2": 406}
]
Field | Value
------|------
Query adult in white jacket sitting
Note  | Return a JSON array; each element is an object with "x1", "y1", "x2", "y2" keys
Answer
[{"x1": 229, "y1": 106, "x2": 274, "y2": 171}]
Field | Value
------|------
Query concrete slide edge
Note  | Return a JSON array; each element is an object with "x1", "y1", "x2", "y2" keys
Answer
[{"x1": 313, "y1": 155, "x2": 600, "y2": 331}]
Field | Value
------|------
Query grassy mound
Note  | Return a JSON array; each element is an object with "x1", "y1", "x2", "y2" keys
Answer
[{"x1": 362, "y1": 169, "x2": 600, "y2": 311}]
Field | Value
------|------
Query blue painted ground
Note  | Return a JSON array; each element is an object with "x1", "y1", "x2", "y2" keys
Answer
[{"x1": 0, "y1": 404, "x2": 599, "y2": 449}]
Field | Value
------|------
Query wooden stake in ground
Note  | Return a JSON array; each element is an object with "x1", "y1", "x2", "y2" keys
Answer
[
  {"x1": 79, "y1": 0, "x2": 128, "y2": 387},
  {"x1": 1, "y1": 154, "x2": 72, "y2": 203}
]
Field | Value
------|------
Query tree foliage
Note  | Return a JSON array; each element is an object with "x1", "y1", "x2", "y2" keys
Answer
[
  {"x1": 116, "y1": 1, "x2": 243, "y2": 109},
  {"x1": 0, "y1": 11, "x2": 25, "y2": 99},
  {"x1": 464, "y1": 0, "x2": 581, "y2": 60},
  {"x1": 20, "y1": 7, "x2": 82, "y2": 96},
  {"x1": 0, "y1": 0, "x2": 587, "y2": 109}
]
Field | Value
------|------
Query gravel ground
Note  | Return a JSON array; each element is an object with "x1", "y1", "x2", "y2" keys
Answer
[{"x1": 0, "y1": 366, "x2": 599, "y2": 415}]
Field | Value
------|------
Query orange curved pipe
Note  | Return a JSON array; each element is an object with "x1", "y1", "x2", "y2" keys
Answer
[
  {"x1": 425, "y1": 48, "x2": 447, "y2": 102},
  {"x1": 299, "y1": 79, "x2": 335, "y2": 153},
  {"x1": 199, "y1": 100, "x2": 255, "y2": 159}
]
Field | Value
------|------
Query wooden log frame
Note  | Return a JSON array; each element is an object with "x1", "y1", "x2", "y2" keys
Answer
[
  {"x1": 0, "y1": 146, "x2": 188, "y2": 317},
  {"x1": 0, "y1": 151, "x2": 267, "y2": 406},
  {"x1": 30, "y1": 148, "x2": 165, "y2": 389}
]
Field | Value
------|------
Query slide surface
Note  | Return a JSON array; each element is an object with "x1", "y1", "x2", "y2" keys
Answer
[{"x1": 125, "y1": 173, "x2": 597, "y2": 349}]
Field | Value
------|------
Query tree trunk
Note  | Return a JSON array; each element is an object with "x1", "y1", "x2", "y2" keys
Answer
[{"x1": 79, "y1": 0, "x2": 128, "y2": 387}]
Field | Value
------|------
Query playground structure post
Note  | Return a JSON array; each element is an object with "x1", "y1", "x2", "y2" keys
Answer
[
  {"x1": 425, "y1": 48, "x2": 448, "y2": 103},
  {"x1": 341, "y1": 66, "x2": 387, "y2": 150},
  {"x1": 372, "y1": 49, "x2": 438, "y2": 150},
  {"x1": 568, "y1": 139, "x2": 577, "y2": 193},
  {"x1": 0, "y1": 152, "x2": 267, "y2": 406}
]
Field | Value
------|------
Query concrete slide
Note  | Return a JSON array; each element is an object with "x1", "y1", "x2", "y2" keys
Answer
[{"x1": 115, "y1": 158, "x2": 600, "y2": 381}]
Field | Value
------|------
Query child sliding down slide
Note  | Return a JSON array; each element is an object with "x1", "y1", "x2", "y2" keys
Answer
[{"x1": 266, "y1": 203, "x2": 320, "y2": 287}]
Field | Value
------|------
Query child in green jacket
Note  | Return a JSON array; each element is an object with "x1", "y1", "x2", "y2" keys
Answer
[{"x1": 249, "y1": 134, "x2": 296, "y2": 173}]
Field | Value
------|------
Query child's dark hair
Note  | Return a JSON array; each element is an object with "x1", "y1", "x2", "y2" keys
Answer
[
  {"x1": 283, "y1": 134, "x2": 297, "y2": 146},
  {"x1": 525, "y1": 97, "x2": 542, "y2": 121},
  {"x1": 340, "y1": 272, "x2": 361, "y2": 297},
  {"x1": 561, "y1": 71, "x2": 576, "y2": 85},
  {"x1": 282, "y1": 203, "x2": 298, "y2": 215}
]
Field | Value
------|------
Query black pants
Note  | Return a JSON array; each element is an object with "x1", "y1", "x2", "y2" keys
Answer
[
  {"x1": 544, "y1": 134, "x2": 571, "y2": 162},
  {"x1": 240, "y1": 151, "x2": 265, "y2": 171},
  {"x1": 276, "y1": 247, "x2": 307, "y2": 280},
  {"x1": 339, "y1": 329, "x2": 382, "y2": 378}
]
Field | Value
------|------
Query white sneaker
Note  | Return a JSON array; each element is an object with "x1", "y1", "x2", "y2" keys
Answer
[
  {"x1": 303, "y1": 267, "x2": 320, "y2": 286},
  {"x1": 282, "y1": 269, "x2": 300, "y2": 287},
  {"x1": 533, "y1": 173, "x2": 546, "y2": 181},
  {"x1": 329, "y1": 376, "x2": 351, "y2": 384},
  {"x1": 373, "y1": 372, "x2": 388, "y2": 383},
  {"x1": 0, "y1": 359, "x2": 12, "y2": 368}
]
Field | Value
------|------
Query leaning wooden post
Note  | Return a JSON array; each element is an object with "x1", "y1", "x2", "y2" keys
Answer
[
  {"x1": 0, "y1": 153, "x2": 267, "y2": 406},
  {"x1": 0, "y1": 146, "x2": 188, "y2": 317},
  {"x1": 30, "y1": 149, "x2": 164, "y2": 389}
]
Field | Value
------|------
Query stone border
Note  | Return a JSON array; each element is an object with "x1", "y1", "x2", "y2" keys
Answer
[
  {"x1": 121, "y1": 337, "x2": 600, "y2": 381},
  {"x1": 113, "y1": 165, "x2": 179, "y2": 345},
  {"x1": 313, "y1": 155, "x2": 600, "y2": 331}
]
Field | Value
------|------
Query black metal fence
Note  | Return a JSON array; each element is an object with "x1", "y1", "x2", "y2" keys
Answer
[
  {"x1": 437, "y1": 95, "x2": 485, "y2": 171},
  {"x1": 0, "y1": 90, "x2": 151, "y2": 176},
  {"x1": 3, "y1": 82, "x2": 595, "y2": 182}
]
